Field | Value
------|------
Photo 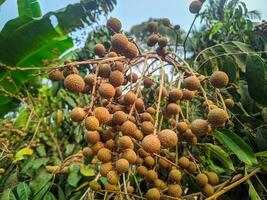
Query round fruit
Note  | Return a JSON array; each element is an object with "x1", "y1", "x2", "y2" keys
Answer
[
  {"x1": 127, "y1": 72, "x2": 138, "y2": 83},
  {"x1": 154, "y1": 179, "x2": 167, "y2": 190},
  {"x1": 166, "y1": 103, "x2": 180, "y2": 116},
  {"x1": 210, "y1": 71, "x2": 229, "y2": 88},
  {"x1": 94, "y1": 107, "x2": 110, "y2": 124},
  {"x1": 124, "y1": 91, "x2": 137, "y2": 105},
  {"x1": 121, "y1": 149, "x2": 137, "y2": 164},
  {"x1": 124, "y1": 42, "x2": 138, "y2": 59},
  {"x1": 225, "y1": 98, "x2": 235, "y2": 108},
  {"x1": 98, "y1": 64, "x2": 111, "y2": 78},
  {"x1": 127, "y1": 186, "x2": 134, "y2": 194},
  {"x1": 94, "y1": 43, "x2": 105, "y2": 56},
  {"x1": 156, "y1": 86, "x2": 167, "y2": 97},
  {"x1": 147, "y1": 21, "x2": 158, "y2": 32},
  {"x1": 107, "y1": 51, "x2": 117, "y2": 57},
  {"x1": 107, "y1": 17, "x2": 122, "y2": 32},
  {"x1": 138, "y1": 148, "x2": 150, "y2": 158},
  {"x1": 189, "y1": 0, "x2": 202, "y2": 14},
  {"x1": 190, "y1": 119, "x2": 209, "y2": 136},
  {"x1": 99, "y1": 83, "x2": 115, "y2": 99},
  {"x1": 182, "y1": 89, "x2": 195, "y2": 100},
  {"x1": 62, "y1": 65, "x2": 78, "y2": 77},
  {"x1": 84, "y1": 131, "x2": 100, "y2": 144},
  {"x1": 64, "y1": 74, "x2": 85, "y2": 93},
  {"x1": 100, "y1": 162, "x2": 113, "y2": 176},
  {"x1": 167, "y1": 184, "x2": 183, "y2": 197},
  {"x1": 146, "y1": 170, "x2": 158, "y2": 183},
  {"x1": 89, "y1": 180, "x2": 101, "y2": 191},
  {"x1": 109, "y1": 70, "x2": 124, "y2": 87},
  {"x1": 158, "y1": 129, "x2": 178, "y2": 148},
  {"x1": 169, "y1": 88, "x2": 183, "y2": 102},
  {"x1": 49, "y1": 69, "x2": 63, "y2": 81},
  {"x1": 177, "y1": 121, "x2": 188, "y2": 133},
  {"x1": 140, "y1": 112, "x2": 153, "y2": 122},
  {"x1": 196, "y1": 173, "x2": 209, "y2": 187},
  {"x1": 82, "y1": 147, "x2": 93, "y2": 157},
  {"x1": 178, "y1": 157, "x2": 190, "y2": 169},
  {"x1": 84, "y1": 74, "x2": 96, "y2": 86},
  {"x1": 183, "y1": 76, "x2": 201, "y2": 91},
  {"x1": 162, "y1": 18, "x2": 171, "y2": 26},
  {"x1": 144, "y1": 77, "x2": 154, "y2": 88},
  {"x1": 91, "y1": 142, "x2": 104, "y2": 153},
  {"x1": 158, "y1": 158, "x2": 171, "y2": 169},
  {"x1": 135, "y1": 98, "x2": 144, "y2": 111},
  {"x1": 118, "y1": 136, "x2": 133, "y2": 150},
  {"x1": 207, "y1": 108, "x2": 228, "y2": 126},
  {"x1": 115, "y1": 87, "x2": 122, "y2": 97},
  {"x1": 113, "y1": 111, "x2": 127, "y2": 125},
  {"x1": 147, "y1": 34, "x2": 159, "y2": 47},
  {"x1": 111, "y1": 33, "x2": 128, "y2": 53},
  {"x1": 188, "y1": 161, "x2": 197, "y2": 173},
  {"x1": 137, "y1": 166, "x2": 148, "y2": 176},
  {"x1": 116, "y1": 158, "x2": 130, "y2": 173},
  {"x1": 145, "y1": 188, "x2": 160, "y2": 200},
  {"x1": 97, "y1": 148, "x2": 112, "y2": 162},
  {"x1": 168, "y1": 169, "x2": 182, "y2": 183},
  {"x1": 121, "y1": 120, "x2": 137, "y2": 136},
  {"x1": 144, "y1": 156, "x2": 155, "y2": 167},
  {"x1": 141, "y1": 121, "x2": 154, "y2": 135},
  {"x1": 206, "y1": 172, "x2": 219, "y2": 186},
  {"x1": 158, "y1": 36, "x2": 168, "y2": 47},
  {"x1": 105, "y1": 139, "x2": 115, "y2": 149},
  {"x1": 133, "y1": 129, "x2": 144, "y2": 141},
  {"x1": 85, "y1": 116, "x2": 99, "y2": 131},
  {"x1": 70, "y1": 107, "x2": 86, "y2": 122},
  {"x1": 202, "y1": 184, "x2": 214, "y2": 197},
  {"x1": 142, "y1": 135, "x2": 161, "y2": 153},
  {"x1": 107, "y1": 170, "x2": 119, "y2": 185}
]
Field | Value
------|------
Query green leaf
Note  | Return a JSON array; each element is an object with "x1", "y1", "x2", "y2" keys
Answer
[
  {"x1": 215, "y1": 129, "x2": 258, "y2": 166},
  {"x1": 14, "y1": 147, "x2": 33, "y2": 163},
  {"x1": 80, "y1": 164, "x2": 95, "y2": 177},
  {"x1": 255, "y1": 151, "x2": 267, "y2": 157},
  {"x1": 14, "y1": 109, "x2": 30, "y2": 128},
  {"x1": 0, "y1": 0, "x2": 6, "y2": 6},
  {"x1": 32, "y1": 158, "x2": 49, "y2": 169},
  {"x1": 67, "y1": 165, "x2": 81, "y2": 187},
  {"x1": 29, "y1": 169, "x2": 52, "y2": 196},
  {"x1": 0, "y1": 189, "x2": 16, "y2": 200},
  {"x1": 246, "y1": 55, "x2": 267, "y2": 106},
  {"x1": 205, "y1": 143, "x2": 235, "y2": 171},
  {"x1": 16, "y1": 183, "x2": 32, "y2": 200},
  {"x1": 17, "y1": 0, "x2": 42, "y2": 18},
  {"x1": 247, "y1": 179, "x2": 261, "y2": 200}
]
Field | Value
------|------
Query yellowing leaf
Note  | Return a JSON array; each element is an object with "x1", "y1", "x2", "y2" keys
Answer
[
  {"x1": 14, "y1": 147, "x2": 33, "y2": 163},
  {"x1": 80, "y1": 164, "x2": 95, "y2": 177}
]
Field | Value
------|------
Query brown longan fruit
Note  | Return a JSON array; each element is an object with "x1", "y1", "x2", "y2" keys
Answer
[
  {"x1": 94, "y1": 107, "x2": 110, "y2": 124},
  {"x1": 207, "y1": 108, "x2": 228, "y2": 126},
  {"x1": 107, "y1": 170, "x2": 119, "y2": 185},
  {"x1": 145, "y1": 188, "x2": 160, "y2": 200},
  {"x1": 178, "y1": 157, "x2": 190, "y2": 169},
  {"x1": 107, "y1": 51, "x2": 118, "y2": 57},
  {"x1": 190, "y1": 119, "x2": 209, "y2": 136},
  {"x1": 156, "y1": 46, "x2": 167, "y2": 56},
  {"x1": 137, "y1": 166, "x2": 148, "y2": 176},
  {"x1": 85, "y1": 116, "x2": 99, "y2": 131},
  {"x1": 94, "y1": 43, "x2": 105, "y2": 56},
  {"x1": 188, "y1": 161, "x2": 197, "y2": 173},
  {"x1": 127, "y1": 186, "x2": 134, "y2": 194},
  {"x1": 105, "y1": 183, "x2": 119, "y2": 191},
  {"x1": 167, "y1": 184, "x2": 183, "y2": 197},
  {"x1": 206, "y1": 172, "x2": 219, "y2": 186},
  {"x1": 89, "y1": 180, "x2": 101, "y2": 191},
  {"x1": 97, "y1": 148, "x2": 112, "y2": 163},
  {"x1": 49, "y1": 69, "x2": 63, "y2": 81},
  {"x1": 210, "y1": 71, "x2": 229, "y2": 88},
  {"x1": 118, "y1": 136, "x2": 133, "y2": 150},
  {"x1": 162, "y1": 18, "x2": 171, "y2": 27},
  {"x1": 168, "y1": 169, "x2": 182, "y2": 183},
  {"x1": 91, "y1": 142, "x2": 104, "y2": 153},
  {"x1": 64, "y1": 74, "x2": 85, "y2": 93},
  {"x1": 116, "y1": 158, "x2": 130, "y2": 173},
  {"x1": 146, "y1": 107, "x2": 156, "y2": 115},
  {"x1": 70, "y1": 107, "x2": 86, "y2": 122},
  {"x1": 158, "y1": 36, "x2": 168, "y2": 47},
  {"x1": 138, "y1": 148, "x2": 150, "y2": 158},
  {"x1": 154, "y1": 179, "x2": 167, "y2": 190},
  {"x1": 111, "y1": 33, "x2": 128, "y2": 53},
  {"x1": 140, "y1": 112, "x2": 153, "y2": 122},
  {"x1": 182, "y1": 89, "x2": 195, "y2": 100},
  {"x1": 169, "y1": 88, "x2": 183, "y2": 102},
  {"x1": 144, "y1": 156, "x2": 155, "y2": 167},
  {"x1": 184, "y1": 76, "x2": 201, "y2": 91},
  {"x1": 82, "y1": 147, "x2": 93, "y2": 157},
  {"x1": 100, "y1": 162, "x2": 113, "y2": 176},
  {"x1": 121, "y1": 149, "x2": 137, "y2": 164},
  {"x1": 196, "y1": 173, "x2": 209, "y2": 187},
  {"x1": 45, "y1": 166, "x2": 59, "y2": 173},
  {"x1": 113, "y1": 111, "x2": 127, "y2": 125},
  {"x1": 135, "y1": 156, "x2": 144, "y2": 165},
  {"x1": 202, "y1": 184, "x2": 214, "y2": 197},
  {"x1": 158, "y1": 129, "x2": 178, "y2": 148},
  {"x1": 141, "y1": 121, "x2": 154, "y2": 135},
  {"x1": 147, "y1": 21, "x2": 158, "y2": 32},
  {"x1": 121, "y1": 120, "x2": 137, "y2": 136},
  {"x1": 105, "y1": 139, "x2": 115, "y2": 150},
  {"x1": 84, "y1": 131, "x2": 100, "y2": 144},
  {"x1": 107, "y1": 17, "x2": 122, "y2": 32},
  {"x1": 124, "y1": 42, "x2": 138, "y2": 59},
  {"x1": 142, "y1": 135, "x2": 161, "y2": 153},
  {"x1": 189, "y1": 0, "x2": 202, "y2": 14},
  {"x1": 159, "y1": 158, "x2": 171, "y2": 169},
  {"x1": 115, "y1": 87, "x2": 122, "y2": 97},
  {"x1": 112, "y1": 61, "x2": 125, "y2": 72},
  {"x1": 135, "y1": 98, "x2": 144, "y2": 111},
  {"x1": 109, "y1": 70, "x2": 124, "y2": 87},
  {"x1": 98, "y1": 64, "x2": 111, "y2": 78},
  {"x1": 144, "y1": 77, "x2": 154, "y2": 88},
  {"x1": 84, "y1": 74, "x2": 96, "y2": 86},
  {"x1": 168, "y1": 118, "x2": 177, "y2": 127},
  {"x1": 166, "y1": 103, "x2": 180, "y2": 116},
  {"x1": 147, "y1": 34, "x2": 159, "y2": 47},
  {"x1": 124, "y1": 91, "x2": 137, "y2": 105},
  {"x1": 146, "y1": 170, "x2": 158, "y2": 183},
  {"x1": 62, "y1": 65, "x2": 78, "y2": 78},
  {"x1": 127, "y1": 72, "x2": 138, "y2": 83},
  {"x1": 225, "y1": 98, "x2": 235, "y2": 108},
  {"x1": 156, "y1": 86, "x2": 167, "y2": 97}
]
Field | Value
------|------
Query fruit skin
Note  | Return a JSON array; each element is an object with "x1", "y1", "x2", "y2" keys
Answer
[
  {"x1": 146, "y1": 170, "x2": 158, "y2": 183},
  {"x1": 113, "y1": 111, "x2": 127, "y2": 125},
  {"x1": 182, "y1": 89, "x2": 195, "y2": 100},
  {"x1": 144, "y1": 156, "x2": 155, "y2": 167},
  {"x1": 178, "y1": 157, "x2": 190, "y2": 169},
  {"x1": 202, "y1": 184, "x2": 214, "y2": 197},
  {"x1": 91, "y1": 142, "x2": 104, "y2": 153},
  {"x1": 111, "y1": 33, "x2": 128, "y2": 53},
  {"x1": 116, "y1": 158, "x2": 130, "y2": 173},
  {"x1": 84, "y1": 74, "x2": 96, "y2": 86},
  {"x1": 142, "y1": 135, "x2": 161, "y2": 153},
  {"x1": 127, "y1": 72, "x2": 138, "y2": 83},
  {"x1": 137, "y1": 166, "x2": 148, "y2": 176},
  {"x1": 168, "y1": 169, "x2": 182, "y2": 183},
  {"x1": 166, "y1": 103, "x2": 180, "y2": 116},
  {"x1": 177, "y1": 122, "x2": 188, "y2": 133},
  {"x1": 49, "y1": 69, "x2": 63, "y2": 81},
  {"x1": 147, "y1": 21, "x2": 158, "y2": 32},
  {"x1": 167, "y1": 184, "x2": 183, "y2": 197},
  {"x1": 99, "y1": 83, "x2": 115, "y2": 99},
  {"x1": 70, "y1": 107, "x2": 86, "y2": 122},
  {"x1": 121, "y1": 149, "x2": 137, "y2": 164},
  {"x1": 169, "y1": 88, "x2": 183, "y2": 102},
  {"x1": 162, "y1": 18, "x2": 171, "y2": 27},
  {"x1": 147, "y1": 34, "x2": 159, "y2": 47},
  {"x1": 159, "y1": 158, "x2": 171, "y2": 169},
  {"x1": 158, "y1": 129, "x2": 178, "y2": 148},
  {"x1": 127, "y1": 186, "x2": 134, "y2": 194},
  {"x1": 124, "y1": 91, "x2": 137, "y2": 105},
  {"x1": 158, "y1": 36, "x2": 168, "y2": 47},
  {"x1": 118, "y1": 136, "x2": 133, "y2": 150},
  {"x1": 85, "y1": 116, "x2": 99, "y2": 131},
  {"x1": 225, "y1": 98, "x2": 235, "y2": 108},
  {"x1": 206, "y1": 172, "x2": 219, "y2": 186},
  {"x1": 64, "y1": 74, "x2": 85, "y2": 93},
  {"x1": 107, "y1": 170, "x2": 119, "y2": 185},
  {"x1": 210, "y1": 71, "x2": 229, "y2": 88},
  {"x1": 140, "y1": 112, "x2": 153, "y2": 122},
  {"x1": 188, "y1": 161, "x2": 197, "y2": 173},
  {"x1": 141, "y1": 121, "x2": 154, "y2": 135},
  {"x1": 89, "y1": 180, "x2": 101, "y2": 191},
  {"x1": 207, "y1": 108, "x2": 228, "y2": 127},
  {"x1": 190, "y1": 119, "x2": 209, "y2": 136},
  {"x1": 135, "y1": 98, "x2": 144, "y2": 111},
  {"x1": 145, "y1": 188, "x2": 161, "y2": 200},
  {"x1": 144, "y1": 77, "x2": 154, "y2": 88},
  {"x1": 196, "y1": 173, "x2": 209, "y2": 187},
  {"x1": 107, "y1": 17, "x2": 122, "y2": 32},
  {"x1": 97, "y1": 148, "x2": 112, "y2": 162},
  {"x1": 183, "y1": 76, "x2": 201, "y2": 91},
  {"x1": 94, "y1": 43, "x2": 105, "y2": 56},
  {"x1": 107, "y1": 51, "x2": 118, "y2": 57},
  {"x1": 189, "y1": 0, "x2": 202, "y2": 14},
  {"x1": 121, "y1": 120, "x2": 137, "y2": 136},
  {"x1": 156, "y1": 86, "x2": 167, "y2": 97},
  {"x1": 100, "y1": 162, "x2": 113, "y2": 176},
  {"x1": 94, "y1": 107, "x2": 110, "y2": 124},
  {"x1": 124, "y1": 42, "x2": 139, "y2": 59},
  {"x1": 109, "y1": 70, "x2": 124, "y2": 87},
  {"x1": 84, "y1": 131, "x2": 100, "y2": 144},
  {"x1": 98, "y1": 64, "x2": 111, "y2": 78},
  {"x1": 154, "y1": 179, "x2": 167, "y2": 190},
  {"x1": 82, "y1": 147, "x2": 93, "y2": 157}
]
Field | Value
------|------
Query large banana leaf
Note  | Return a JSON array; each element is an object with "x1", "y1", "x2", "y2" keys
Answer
[{"x1": 17, "y1": 0, "x2": 42, "y2": 18}]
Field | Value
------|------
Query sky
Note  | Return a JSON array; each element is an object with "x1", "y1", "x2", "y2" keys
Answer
[{"x1": 0, "y1": 0, "x2": 267, "y2": 31}]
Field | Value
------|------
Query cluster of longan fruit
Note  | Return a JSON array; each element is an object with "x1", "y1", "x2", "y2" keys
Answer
[{"x1": 48, "y1": 16, "x2": 235, "y2": 200}]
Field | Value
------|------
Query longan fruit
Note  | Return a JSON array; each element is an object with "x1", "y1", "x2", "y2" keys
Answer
[
  {"x1": 107, "y1": 17, "x2": 122, "y2": 32},
  {"x1": 113, "y1": 61, "x2": 125, "y2": 72},
  {"x1": 98, "y1": 64, "x2": 111, "y2": 78},
  {"x1": 137, "y1": 166, "x2": 148, "y2": 176},
  {"x1": 85, "y1": 116, "x2": 99, "y2": 131},
  {"x1": 142, "y1": 135, "x2": 161, "y2": 153},
  {"x1": 207, "y1": 108, "x2": 228, "y2": 127},
  {"x1": 127, "y1": 186, "x2": 134, "y2": 194},
  {"x1": 107, "y1": 170, "x2": 119, "y2": 185},
  {"x1": 62, "y1": 65, "x2": 78, "y2": 77},
  {"x1": 154, "y1": 179, "x2": 167, "y2": 190},
  {"x1": 145, "y1": 188, "x2": 160, "y2": 200},
  {"x1": 124, "y1": 42, "x2": 138, "y2": 59},
  {"x1": 70, "y1": 107, "x2": 86, "y2": 122},
  {"x1": 84, "y1": 74, "x2": 96, "y2": 86},
  {"x1": 109, "y1": 70, "x2": 124, "y2": 87},
  {"x1": 105, "y1": 139, "x2": 115, "y2": 150},
  {"x1": 91, "y1": 142, "x2": 104, "y2": 153},
  {"x1": 89, "y1": 180, "x2": 101, "y2": 191},
  {"x1": 168, "y1": 118, "x2": 177, "y2": 127},
  {"x1": 135, "y1": 98, "x2": 144, "y2": 111},
  {"x1": 202, "y1": 184, "x2": 214, "y2": 197},
  {"x1": 97, "y1": 148, "x2": 112, "y2": 162},
  {"x1": 118, "y1": 136, "x2": 133, "y2": 150},
  {"x1": 127, "y1": 72, "x2": 138, "y2": 83},
  {"x1": 138, "y1": 148, "x2": 150, "y2": 158},
  {"x1": 121, "y1": 120, "x2": 137, "y2": 136},
  {"x1": 158, "y1": 36, "x2": 168, "y2": 47},
  {"x1": 225, "y1": 98, "x2": 235, "y2": 108},
  {"x1": 82, "y1": 147, "x2": 93, "y2": 157},
  {"x1": 111, "y1": 33, "x2": 128, "y2": 53},
  {"x1": 113, "y1": 111, "x2": 127, "y2": 125},
  {"x1": 116, "y1": 158, "x2": 130, "y2": 173},
  {"x1": 167, "y1": 184, "x2": 183, "y2": 197},
  {"x1": 49, "y1": 69, "x2": 63, "y2": 81},
  {"x1": 147, "y1": 21, "x2": 158, "y2": 32},
  {"x1": 84, "y1": 131, "x2": 100, "y2": 144},
  {"x1": 94, "y1": 43, "x2": 105, "y2": 56},
  {"x1": 146, "y1": 170, "x2": 158, "y2": 183},
  {"x1": 158, "y1": 129, "x2": 178, "y2": 148},
  {"x1": 189, "y1": 0, "x2": 202, "y2": 14},
  {"x1": 183, "y1": 76, "x2": 201, "y2": 91},
  {"x1": 121, "y1": 149, "x2": 137, "y2": 164},
  {"x1": 196, "y1": 173, "x2": 209, "y2": 187},
  {"x1": 124, "y1": 91, "x2": 137, "y2": 105},
  {"x1": 190, "y1": 119, "x2": 209, "y2": 136},
  {"x1": 144, "y1": 156, "x2": 155, "y2": 167},
  {"x1": 178, "y1": 157, "x2": 190, "y2": 169},
  {"x1": 64, "y1": 74, "x2": 85, "y2": 93},
  {"x1": 141, "y1": 121, "x2": 154, "y2": 135},
  {"x1": 107, "y1": 51, "x2": 118, "y2": 57},
  {"x1": 169, "y1": 88, "x2": 183, "y2": 102},
  {"x1": 166, "y1": 103, "x2": 180, "y2": 116},
  {"x1": 206, "y1": 172, "x2": 219, "y2": 186},
  {"x1": 146, "y1": 107, "x2": 155, "y2": 115},
  {"x1": 100, "y1": 162, "x2": 113, "y2": 176},
  {"x1": 147, "y1": 34, "x2": 159, "y2": 47},
  {"x1": 94, "y1": 107, "x2": 111, "y2": 124},
  {"x1": 115, "y1": 87, "x2": 122, "y2": 97},
  {"x1": 135, "y1": 156, "x2": 144, "y2": 165},
  {"x1": 140, "y1": 112, "x2": 153, "y2": 122},
  {"x1": 156, "y1": 86, "x2": 167, "y2": 97},
  {"x1": 159, "y1": 158, "x2": 171, "y2": 169},
  {"x1": 168, "y1": 169, "x2": 182, "y2": 183},
  {"x1": 162, "y1": 18, "x2": 171, "y2": 26},
  {"x1": 133, "y1": 129, "x2": 144, "y2": 141},
  {"x1": 188, "y1": 161, "x2": 197, "y2": 174},
  {"x1": 210, "y1": 71, "x2": 229, "y2": 88},
  {"x1": 182, "y1": 89, "x2": 195, "y2": 100}
]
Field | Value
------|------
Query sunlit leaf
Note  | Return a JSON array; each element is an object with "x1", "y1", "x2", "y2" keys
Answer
[{"x1": 14, "y1": 147, "x2": 33, "y2": 163}]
